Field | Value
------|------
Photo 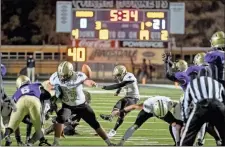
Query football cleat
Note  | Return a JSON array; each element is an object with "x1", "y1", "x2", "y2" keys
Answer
[
  {"x1": 5, "y1": 141, "x2": 12, "y2": 146},
  {"x1": 196, "y1": 139, "x2": 204, "y2": 146},
  {"x1": 52, "y1": 141, "x2": 60, "y2": 146},
  {"x1": 107, "y1": 129, "x2": 116, "y2": 138},
  {"x1": 216, "y1": 140, "x2": 222, "y2": 146},
  {"x1": 108, "y1": 142, "x2": 117, "y2": 146},
  {"x1": 5, "y1": 136, "x2": 12, "y2": 146},
  {"x1": 39, "y1": 139, "x2": 51, "y2": 146},
  {"x1": 100, "y1": 114, "x2": 113, "y2": 122},
  {"x1": 17, "y1": 141, "x2": 25, "y2": 146}
]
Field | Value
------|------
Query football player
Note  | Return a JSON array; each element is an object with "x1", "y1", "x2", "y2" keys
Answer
[
  {"x1": 164, "y1": 56, "x2": 190, "y2": 91},
  {"x1": 204, "y1": 31, "x2": 225, "y2": 86},
  {"x1": 49, "y1": 61, "x2": 114, "y2": 146},
  {"x1": 116, "y1": 96, "x2": 182, "y2": 146},
  {"x1": 190, "y1": 53, "x2": 222, "y2": 146},
  {"x1": 0, "y1": 65, "x2": 26, "y2": 146},
  {"x1": 44, "y1": 89, "x2": 91, "y2": 136},
  {"x1": 3, "y1": 75, "x2": 51, "y2": 146},
  {"x1": 100, "y1": 65, "x2": 140, "y2": 138}
]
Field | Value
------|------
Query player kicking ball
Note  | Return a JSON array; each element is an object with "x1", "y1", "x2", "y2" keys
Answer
[{"x1": 100, "y1": 65, "x2": 140, "y2": 138}]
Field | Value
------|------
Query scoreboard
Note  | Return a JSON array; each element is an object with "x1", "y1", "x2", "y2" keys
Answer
[{"x1": 71, "y1": 9, "x2": 169, "y2": 41}]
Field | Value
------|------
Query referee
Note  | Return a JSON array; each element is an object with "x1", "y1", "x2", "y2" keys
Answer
[{"x1": 180, "y1": 76, "x2": 225, "y2": 146}]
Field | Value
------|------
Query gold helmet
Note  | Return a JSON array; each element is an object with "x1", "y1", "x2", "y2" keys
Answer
[
  {"x1": 210, "y1": 31, "x2": 225, "y2": 49},
  {"x1": 152, "y1": 100, "x2": 168, "y2": 118},
  {"x1": 193, "y1": 52, "x2": 206, "y2": 66},
  {"x1": 112, "y1": 65, "x2": 127, "y2": 81},
  {"x1": 57, "y1": 61, "x2": 74, "y2": 82},
  {"x1": 175, "y1": 60, "x2": 188, "y2": 72},
  {"x1": 16, "y1": 75, "x2": 31, "y2": 88}
]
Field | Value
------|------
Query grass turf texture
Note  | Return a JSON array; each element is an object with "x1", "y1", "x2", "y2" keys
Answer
[{"x1": 2, "y1": 84, "x2": 217, "y2": 146}]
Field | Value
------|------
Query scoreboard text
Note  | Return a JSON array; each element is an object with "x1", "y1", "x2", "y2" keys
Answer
[{"x1": 71, "y1": 9, "x2": 169, "y2": 41}]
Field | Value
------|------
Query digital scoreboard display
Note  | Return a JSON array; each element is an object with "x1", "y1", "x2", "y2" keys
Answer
[{"x1": 71, "y1": 9, "x2": 169, "y2": 41}]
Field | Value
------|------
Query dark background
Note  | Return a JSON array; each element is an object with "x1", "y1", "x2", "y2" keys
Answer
[{"x1": 1, "y1": 0, "x2": 225, "y2": 46}]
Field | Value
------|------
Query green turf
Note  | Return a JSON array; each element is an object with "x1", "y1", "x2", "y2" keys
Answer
[{"x1": 2, "y1": 85, "x2": 216, "y2": 146}]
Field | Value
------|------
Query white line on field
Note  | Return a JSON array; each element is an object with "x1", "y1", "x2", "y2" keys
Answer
[
  {"x1": 16, "y1": 136, "x2": 215, "y2": 141},
  {"x1": 19, "y1": 125, "x2": 167, "y2": 131}
]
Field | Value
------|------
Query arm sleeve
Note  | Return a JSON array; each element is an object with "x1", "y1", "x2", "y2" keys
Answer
[
  {"x1": 166, "y1": 72, "x2": 177, "y2": 81},
  {"x1": 103, "y1": 81, "x2": 134, "y2": 90},
  {"x1": 40, "y1": 86, "x2": 51, "y2": 101},
  {"x1": 116, "y1": 88, "x2": 122, "y2": 94},
  {"x1": 165, "y1": 61, "x2": 178, "y2": 82}
]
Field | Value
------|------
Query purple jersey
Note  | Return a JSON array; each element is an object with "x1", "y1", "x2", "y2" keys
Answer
[
  {"x1": 1, "y1": 64, "x2": 6, "y2": 77},
  {"x1": 12, "y1": 83, "x2": 42, "y2": 102},
  {"x1": 175, "y1": 72, "x2": 190, "y2": 91},
  {"x1": 186, "y1": 65, "x2": 205, "y2": 77},
  {"x1": 204, "y1": 50, "x2": 225, "y2": 64},
  {"x1": 204, "y1": 50, "x2": 225, "y2": 80}
]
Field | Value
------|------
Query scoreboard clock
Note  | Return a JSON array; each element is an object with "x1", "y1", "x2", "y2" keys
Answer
[{"x1": 71, "y1": 9, "x2": 169, "y2": 41}]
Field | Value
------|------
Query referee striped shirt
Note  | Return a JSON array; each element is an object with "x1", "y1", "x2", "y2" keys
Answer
[{"x1": 182, "y1": 76, "x2": 225, "y2": 122}]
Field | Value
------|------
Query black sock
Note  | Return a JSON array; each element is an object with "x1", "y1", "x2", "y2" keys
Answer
[
  {"x1": 113, "y1": 117, "x2": 124, "y2": 131},
  {"x1": 4, "y1": 128, "x2": 13, "y2": 137},
  {"x1": 39, "y1": 137, "x2": 46, "y2": 142},
  {"x1": 26, "y1": 123, "x2": 32, "y2": 139},
  {"x1": 15, "y1": 135, "x2": 22, "y2": 142}
]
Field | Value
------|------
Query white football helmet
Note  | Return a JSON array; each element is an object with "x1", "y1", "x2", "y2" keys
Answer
[
  {"x1": 16, "y1": 75, "x2": 31, "y2": 88},
  {"x1": 112, "y1": 65, "x2": 127, "y2": 81},
  {"x1": 152, "y1": 100, "x2": 168, "y2": 118},
  {"x1": 57, "y1": 61, "x2": 74, "y2": 82}
]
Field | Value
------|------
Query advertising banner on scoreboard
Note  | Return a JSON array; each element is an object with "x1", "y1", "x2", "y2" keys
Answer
[
  {"x1": 86, "y1": 48, "x2": 164, "y2": 64},
  {"x1": 120, "y1": 41, "x2": 168, "y2": 48},
  {"x1": 72, "y1": 0, "x2": 169, "y2": 9},
  {"x1": 74, "y1": 40, "x2": 118, "y2": 48}
]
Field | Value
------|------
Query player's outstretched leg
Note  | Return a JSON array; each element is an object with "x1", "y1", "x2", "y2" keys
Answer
[
  {"x1": 108, "y1": 111, "x2": 125, "y2": 138},
  {"x1": 81, "y1": 104, "x2": 115, "y2": 146}
]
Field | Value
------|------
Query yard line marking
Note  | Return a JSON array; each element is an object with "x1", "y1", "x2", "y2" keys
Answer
[{"x1": 16, "y1": 135, "x2": 215, "y2": 141}]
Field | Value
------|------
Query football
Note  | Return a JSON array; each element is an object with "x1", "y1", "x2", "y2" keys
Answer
[{"x1": 82, "y1": 64, "x2": 92, "y2": 78}]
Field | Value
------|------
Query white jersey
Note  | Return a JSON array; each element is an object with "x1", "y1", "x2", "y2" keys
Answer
[
  {"x1": 143, "y1": 96, "x2": 173, "y2": 115},
  {"x1": 122, "y1": 72, "x2": 140, "y2": 99},
  {"x1": 49, "y1": 71, "x2": 87, "y2": 106}
]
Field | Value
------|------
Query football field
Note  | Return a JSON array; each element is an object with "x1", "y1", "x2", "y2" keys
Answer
[{"x1": 2, "y1": 83, "x2": 216, "y2": 146}]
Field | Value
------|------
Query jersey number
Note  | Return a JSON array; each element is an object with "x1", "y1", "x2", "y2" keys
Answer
[
  {"x1": 21, "y1": 86, "x2": 30, "y2": 94},
  {"x1": 62, "y1": 89, "x2": 77, "y2": 102}
]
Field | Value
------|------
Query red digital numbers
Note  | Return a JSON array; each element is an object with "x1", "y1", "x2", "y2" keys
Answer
[{"x1": 110, "y1": 10, "x2": 138, "y2": 22}]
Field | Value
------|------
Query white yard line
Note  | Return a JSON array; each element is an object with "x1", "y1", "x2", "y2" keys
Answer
[{"x1": 17, "y1": 135, "x2": 215, "y2": 141}]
